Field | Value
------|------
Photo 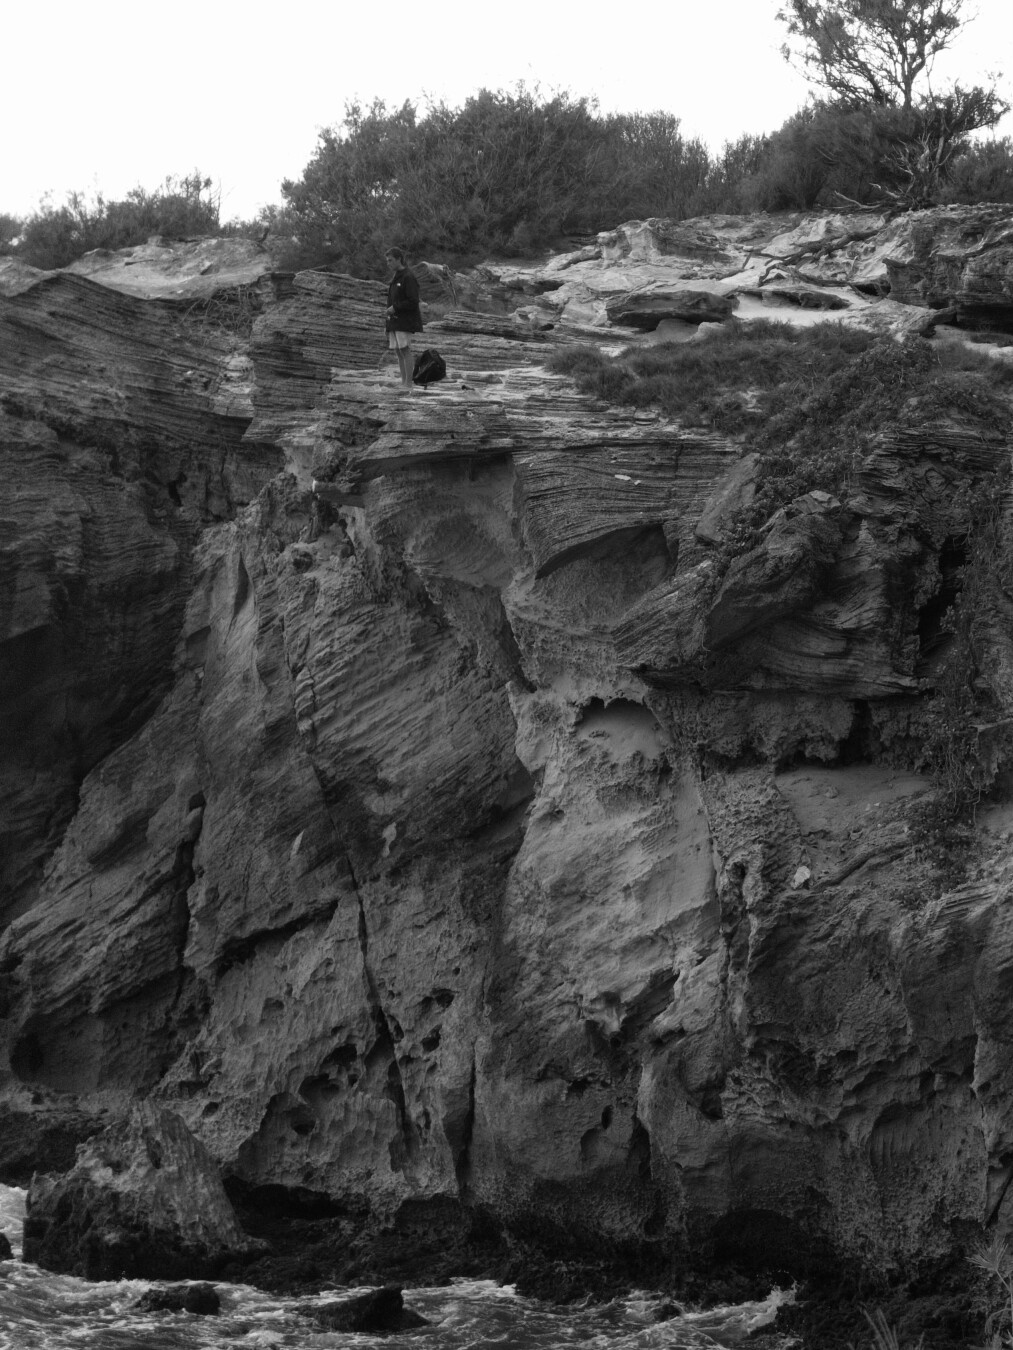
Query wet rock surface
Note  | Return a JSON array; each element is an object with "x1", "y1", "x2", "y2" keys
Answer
[
  {"x1": 309, "y1": 1285, "x2": 427, "y2": 1333},
  {"x1": 3, "y1": 213, "x2": 1013, "y2": 1310},
  {"x1": 135, "y1": 1281, "x2": 222, "y2": 1315}
]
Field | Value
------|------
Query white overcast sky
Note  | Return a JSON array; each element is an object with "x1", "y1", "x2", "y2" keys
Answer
[{"x1": 3, "y1": 0, "x2": 1011, "y2": 222}]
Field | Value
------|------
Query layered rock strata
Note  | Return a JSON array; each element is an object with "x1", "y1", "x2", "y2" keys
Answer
[
  {"x1": 0, "y1": 267, "x2": 277, "y2": 925},
  {"x1": 3, "y1": 210, "x2": 1013, "y2": 1282}
]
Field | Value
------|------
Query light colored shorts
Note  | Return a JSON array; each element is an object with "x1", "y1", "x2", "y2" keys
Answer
[{"x1": 388, "y1": 330, "x2": 412, "y2": 350}]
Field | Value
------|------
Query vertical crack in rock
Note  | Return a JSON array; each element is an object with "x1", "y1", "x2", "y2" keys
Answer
[
  {"x1": 985, "y1": 1160, "x2": 1013, "y2": 1226},
  {"x1": 450, "y1": 1050, "x2": 478, "y2": 1199},
  {"x1": 349, "y1": 857, "x2": 417, "y2": 1170},
  {"x1": 629, "y1": 1113, "x2": 669, "y2": 1240},
  {"x1": 169, "y1": 789, "x2": 205, "y2": 1010},
  {"x1": 628, "y1": 1113, "x2": 652, "y2": 1183}
]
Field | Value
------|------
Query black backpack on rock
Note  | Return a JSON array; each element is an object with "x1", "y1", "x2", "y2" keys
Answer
[{"x1": 412, "y1": 349, "x2": 447, "y2": 387}]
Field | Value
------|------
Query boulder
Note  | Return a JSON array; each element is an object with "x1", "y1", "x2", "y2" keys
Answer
[
  {"x1": 883, "y1": 204, "x2": 1013, "y2": 313},
  {"x1": 606, "y1": 286, "x2": 736, "y2": 328},
  {"x1": 135, "y1": 1282, "x2": 221, "y2": 1315},
  {"x1": 706, "y1": 494, "x2": 845, "y2": 650},
  {"x1": 23, "y1": 1104, "x2": 257, "y2": 1280},
  {"x1": 0, "y1": 1232, "x2": 12, "y2": 1259},
  {"x1": 598, "y1": 219, "x2": 741, "y2": 267},
  {"x1": 755, "y1": 283, "x2": 849, "y2": 310},
  {"x1": 309, "y1": 1286, "x2": 427, "y2": 1332},
  {"x1": 64, "y1": 236, "x2": 273, "y2": 302},
  {"x1": 695, "y1": 454, "x2": 759, "y2": 546}
]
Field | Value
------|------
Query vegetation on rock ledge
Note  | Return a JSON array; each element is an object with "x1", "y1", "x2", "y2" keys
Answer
[
  {"x1": 552, "y1": 321, "x2": 1013, "y2": 824},
  {"x1": 549, "y1": 321, "x2": 1012, "y2": 550}
]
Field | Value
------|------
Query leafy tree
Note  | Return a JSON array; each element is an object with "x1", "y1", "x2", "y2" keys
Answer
[
  {"x1": 776, "y1": 3, "x2": 1008, "y2": 208},
  {"x1": 279, "y1": 88, "x2": 719, "y2": 274},
  {"x1": 777, "y1": 0, "x2": 971, "y2": 108},
  {"x1": 878, "y1": 84, "x2": 1011, "y2": 204}
]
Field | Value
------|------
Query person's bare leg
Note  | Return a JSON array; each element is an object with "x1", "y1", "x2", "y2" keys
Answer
[{"x1": 398, "y1": 346, "x2": 413, "y2": 387}]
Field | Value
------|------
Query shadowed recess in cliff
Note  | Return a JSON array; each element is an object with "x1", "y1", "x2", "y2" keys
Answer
[{"x1": 214, "y1": 902, "x2": 340, "y2": 978}]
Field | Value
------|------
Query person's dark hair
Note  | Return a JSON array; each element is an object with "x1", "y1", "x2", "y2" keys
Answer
[{"x1": 385, "y1": 246, "x2": 406, "y2": 263}]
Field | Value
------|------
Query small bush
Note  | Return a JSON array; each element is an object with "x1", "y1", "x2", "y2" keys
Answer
[
  {"x1": 942, "y1": 137, "x2": 1013, "y2": 205},
  {"x1": 179, "y1": 284, "x2": 264, "y2": 344},
  {"x1": 934, "y1": 338, "x2": 1013, "y2": 379},
  {"x1": 0, "y1": 212, "x2": 22, "y2": 251},
  {"x1": 7, "y1": 172, "x2": 224, "y2": 270},
  {"x1": 969, "y1": 1234, "x2": 1013, "y2": 1347}
]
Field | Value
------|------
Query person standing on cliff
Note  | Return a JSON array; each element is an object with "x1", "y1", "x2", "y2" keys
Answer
[{"x1": 383, "y1": 247, "x2": 423, "y2": 390}]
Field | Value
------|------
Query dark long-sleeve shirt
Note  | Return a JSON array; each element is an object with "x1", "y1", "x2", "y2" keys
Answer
[{"x1": 385, "y1": 267, "x2": 423, "y2": 333}]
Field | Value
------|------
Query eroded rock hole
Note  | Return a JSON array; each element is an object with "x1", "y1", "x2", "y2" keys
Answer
[
  {"x1": 575, "y1": 697, "x2": 666, "y2": 757},
  {"x1": 289, "y1": 1103, "x2": 316, "y2": 1137},
  {"x1": 322, "y1": 1042, "x2": 358, "y2": 1071},
  {"x1": 385, "y1": 1060, "x2": 408, "y2": 1114},
  {"x1": 419, "y1": 989, "x2": 455, "y2": 1016},
  {"x1": 226, "y1": 1181, "x2": 348, "y2": 1221},
  {"x1": 836, "y1": 701, "x2": 877, "y2": 765}
]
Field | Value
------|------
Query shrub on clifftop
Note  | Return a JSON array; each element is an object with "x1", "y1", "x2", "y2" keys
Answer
[
  {"x1": 5, "y1": 173, "x2": 224, "y2": 271},
  {"x1": 278, "y1": 89, "x2": 717, "y2": 274}
]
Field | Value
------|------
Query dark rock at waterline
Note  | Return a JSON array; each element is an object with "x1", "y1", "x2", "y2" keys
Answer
[
  {"x1": 653, "y1": 1300, "x2": 684, "y2": 1321},
  {"x1": 774, "y1": 1268, "x2": 981, "y2": 1350},
  {"x1": 0, "y1": 1231, "x2": 12, "y2": 1259},
  {"x1": 227, "y1": 1187, "x2": 510, "y2": 1294},
  {"x1": 135, "y1": 1282, "x2": 221, "y2": 1315},
  {"x1": 309, "y1": 1286, "x2": 428, "y2": 1332},
  {"x1": 23, "y1": 1103, "x2": 262, "y2": 1281}
]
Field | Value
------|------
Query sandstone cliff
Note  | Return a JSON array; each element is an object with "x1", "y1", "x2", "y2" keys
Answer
[{"x1": 2, "y1": 210, "x2": 1013, "y2": 1281}]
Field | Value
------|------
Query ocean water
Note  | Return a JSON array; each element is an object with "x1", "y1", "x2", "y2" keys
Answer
[{"x1": 0, "y1": 1186, "x2": 793, "y2": 1349}]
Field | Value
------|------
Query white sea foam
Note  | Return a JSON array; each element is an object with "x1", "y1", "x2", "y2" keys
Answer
[
  {"x1": 0, "y1": 1182, "x2": 26, "y2": 1258},
  {"x1": 0, "y1": 1187, "x2": 794, "y2": 1350}
]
